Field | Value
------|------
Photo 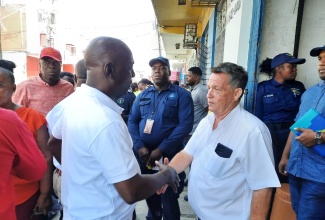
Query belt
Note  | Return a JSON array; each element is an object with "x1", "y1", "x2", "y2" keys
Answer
[
  {"x1": 55, "y1": 168, "x2": 62, "y2": 176},
  {"x1": 266, "y1": 122, "x2": 293, "y2": 130}
]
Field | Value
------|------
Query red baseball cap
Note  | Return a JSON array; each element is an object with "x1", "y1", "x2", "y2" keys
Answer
[{"x1": 40, "y1": 47, "x2": 62, "y2": 62}]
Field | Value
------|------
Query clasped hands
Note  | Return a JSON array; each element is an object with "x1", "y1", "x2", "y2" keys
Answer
[{"x1": 138, "y1": 147, "x2": 179, "y2": 194}]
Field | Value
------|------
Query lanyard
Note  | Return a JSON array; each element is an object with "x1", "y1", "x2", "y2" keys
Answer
[{"x1": 149, "y1": 92, "x2": 168, "y2": 120}]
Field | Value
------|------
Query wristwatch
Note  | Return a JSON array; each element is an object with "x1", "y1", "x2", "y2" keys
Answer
[{"x1": 315, "y1": 132, "x2": 324, "y2": 145}]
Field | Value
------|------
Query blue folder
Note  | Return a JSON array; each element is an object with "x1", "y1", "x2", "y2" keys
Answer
[{"x1": 290, "y1": 109, "x2": 325, "y2": 156}]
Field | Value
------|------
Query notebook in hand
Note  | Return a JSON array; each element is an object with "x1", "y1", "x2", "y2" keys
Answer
[{"x1": 290, "y1": 108, "x2": 325, "y2": 156}]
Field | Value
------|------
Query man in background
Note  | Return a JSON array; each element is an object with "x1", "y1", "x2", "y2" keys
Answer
[
  {"x1": 128, "y1": 56, "x2": 194, "y2": 220},
  {"x1": 74, "y1": 59, "x2": 87, "y2": 87},
  {"x1": 13, "y1": 47, "x2": 74, "y2": 115},
  {"x1": 183, "y1": 66, "x2": 208, "y2": 201},
  {"x1": 59, "y1": 72, "x2": 75, "y2": 87}
]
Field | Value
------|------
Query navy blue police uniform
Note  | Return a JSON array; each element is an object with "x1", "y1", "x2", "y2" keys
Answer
[
  {"x1": 255, "y1": 78, "x2": 305, "y2": 182},
  {"x1": 128, "y1": 82, "x2": 194, "y2": 220},
  {"x1": 116, "y1": 89, "x2": 136, "y2": 124}
]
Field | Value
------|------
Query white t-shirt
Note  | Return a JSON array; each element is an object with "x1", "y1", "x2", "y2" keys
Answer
[
  {"x1": 48, "y1": 84, "x2": 140, "y2": 220},
  {"x1": 184, "y1": 104, "x2": 280, "y2": 220}
]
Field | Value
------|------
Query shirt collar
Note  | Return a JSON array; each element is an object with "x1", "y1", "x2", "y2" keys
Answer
[
  {"x1": 211, "y1": 104, "x2": 241, "y2": 131},
  {"x1": 318, "y1": 80, "x2": 325, "y2": 86},
  {"x1": 192, "y1": 82, "x2": 202, "y2": 91},
  {"x1": 270, "y1": 78, "x2": 287, "y2": 87},
  {"x1": 147, "y1": 82, "x2": 175, "y2": 93},
  {"x1": 36, "y1": 74, "x2": 61, "y2": 86},
  {"x1": 79, "y1": 84, "x2": 124, "y2": 114}
]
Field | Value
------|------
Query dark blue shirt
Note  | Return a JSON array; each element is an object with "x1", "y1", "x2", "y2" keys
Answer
[
  {"x1": 116, "y1": 90, "x2": 136, "y2": 124},
  {"x1": 287, "y1": 80, "x2": 325, "y2": 183},
  {"x1": 255, "y1": 78, "x2": 305, "y2": 123},
  {"x1": 128, "y1": 83, "x2": 194, "y2": 158}
]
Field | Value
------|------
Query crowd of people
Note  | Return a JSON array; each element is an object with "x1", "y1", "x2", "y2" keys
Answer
[{"x1": 0, "y1": 35, "x2": 324, "y2": 220}]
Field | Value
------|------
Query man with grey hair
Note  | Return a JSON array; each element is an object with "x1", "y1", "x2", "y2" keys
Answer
[{"x1": 159, "y1": 62, "x2": 280, "y2": 220}]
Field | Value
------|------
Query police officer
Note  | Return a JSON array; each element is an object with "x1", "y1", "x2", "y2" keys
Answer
[
  {"x1": 255, "y1": 53, "x2": 306, "y2": 183},
  {"x1": 116, "y1": 87, "x2": 136, "y2": 124},
  {"x1": 128, "y1": 56, "x2": 194, "y2": 220}
]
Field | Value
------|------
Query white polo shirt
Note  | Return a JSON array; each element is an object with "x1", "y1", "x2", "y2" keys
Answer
[
  {"x1": 184, "y1": 104, "x2": 280, "y2": 220},
  {"x1": 48, "y1": 84, "x2": 140, "y2": 220}
]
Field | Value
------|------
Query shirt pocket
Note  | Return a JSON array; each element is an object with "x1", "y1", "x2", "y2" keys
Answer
[
  {"x1": 263, "y1": 94, "x2": 279, "y2": 111},
  {"x1": 162, "y1": 99, "x2": 178, "y2": 119},
  {"x1": 139, "y1": 100, "x2": 151, "y2": 118},
  {"x1": 203, "y1": 148, "x2": 233, "y2": 179}
]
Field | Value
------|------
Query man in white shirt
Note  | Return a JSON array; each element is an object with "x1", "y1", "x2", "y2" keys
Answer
[
  {"x1": 159, "y1": 62, "x2": 280, "y2": 220},
  {"x1": 47, "y1": 36, "x2": 180, "y2": 220}
]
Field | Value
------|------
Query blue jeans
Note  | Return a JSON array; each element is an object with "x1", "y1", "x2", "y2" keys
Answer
[
  {"x1": 141, "y1": 167, "x2": 185, "y2": 220},
  {"x1": 289, "y1": 174, "x2": 325, "y2": 220}
]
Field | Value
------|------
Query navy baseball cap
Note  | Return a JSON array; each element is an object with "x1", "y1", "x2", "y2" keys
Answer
[
  {"x1": 310, "y1": 45, "x2": 325, "y2": 57},
  {"x1": 149, "y1": 56, "x2": 170, "y2": 69},
  {"x1": 271, "y1": 53, "x2": 306, "y2": 69}
]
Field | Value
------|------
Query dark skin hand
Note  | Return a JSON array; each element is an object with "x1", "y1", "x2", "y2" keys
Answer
[
  {"x1": 114, "y1": 160, "x2": 180, "y2": 204},
  {"x1": 138, "y1": 146, "x2": 150, "y2": 164},
  {"x1": 148, "y1": 148, "x2": 163, "y2": 168},
  {"x1": 138, "y1": 147, "x2": 163, "y2": 168},
  {"x1": 35, "y1": 124, "x2": 53, "y2": 215}
]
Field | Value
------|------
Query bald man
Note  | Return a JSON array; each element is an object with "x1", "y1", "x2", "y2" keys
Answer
[
  {"x1": 74, "y1": 59, "x2": 87, "y2": 87},
  {"x1": 47, "y1": 36, "x2": 180, "y2": 219}
]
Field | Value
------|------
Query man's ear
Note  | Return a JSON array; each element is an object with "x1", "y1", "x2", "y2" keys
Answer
[
  {"x1": 12, "y1": 84, "x2": 16, "y2": 93},
  {"x1": 104, "y1": 63, "x2": 114, "y2": 78},
  {"x1": 233, "y1": 88, "x2": 243, "y2": 101}
]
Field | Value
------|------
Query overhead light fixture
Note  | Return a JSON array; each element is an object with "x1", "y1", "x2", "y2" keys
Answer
[{"x1": 178, "y1": 0, "x2": 186, "y2": 5}]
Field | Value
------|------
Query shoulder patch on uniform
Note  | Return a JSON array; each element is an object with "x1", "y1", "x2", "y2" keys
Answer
[{"x1": 117, "y1": 98, "x2": 124, "y2": 104}]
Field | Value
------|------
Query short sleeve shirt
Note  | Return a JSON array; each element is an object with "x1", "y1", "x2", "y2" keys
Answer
[
  {"x1": 184, "y1": 105, "x2": 280, "y2": 220},
  {"x1": 48, "y1": 85, "x2": 140, "y2": 219},
  {"x1": 13, "y1": 75, "x2": 74, "y2": 115}
]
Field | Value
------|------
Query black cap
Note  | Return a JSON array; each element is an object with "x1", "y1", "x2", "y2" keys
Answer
[
  {"x1": 149, "y1": 56, "x2": 170, "y2": 69},
  {"x1": 310, "y1": 45, "x2": 325, "y2": 57}
]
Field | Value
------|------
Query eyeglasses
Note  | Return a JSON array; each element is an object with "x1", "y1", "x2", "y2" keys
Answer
[{"x1": 151, "y1": 65, "x2": 167, "y2": 72}]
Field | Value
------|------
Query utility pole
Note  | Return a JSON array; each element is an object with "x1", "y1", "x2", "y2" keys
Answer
[{"x1": 156, "y1": 19, "x2": 161, "y2": 56}]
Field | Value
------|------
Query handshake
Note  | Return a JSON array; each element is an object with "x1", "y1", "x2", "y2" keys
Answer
[{"x1": 154, "y1": 158, "x2": 180, "y2": 194}]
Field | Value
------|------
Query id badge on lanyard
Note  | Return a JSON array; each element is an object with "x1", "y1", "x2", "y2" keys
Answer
[{"x1": 144, "y1": 119, "x2": 154, "y2": 134}]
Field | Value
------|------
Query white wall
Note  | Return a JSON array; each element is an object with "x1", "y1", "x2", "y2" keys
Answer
[
  {"x1": 296, "y1": 0, "x2": 325, "y2": 88},
  {"x1": 3, "y1": 52, "x2": 27, "y2": 84},
  {"x1": 222, "y1": 0, "x2": 253, "y2": 69},
  {"x1": 223, "y1": 0, "x2": 243, "y2": 63},
  {"x1": 259, "y1": 0, "x2": 298, "y2": 82},
  {"x1": 237, "y1": 0, "x2": 253, "y2": 68}
]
